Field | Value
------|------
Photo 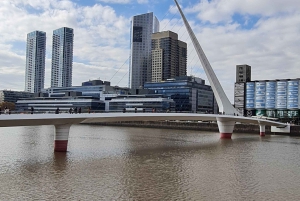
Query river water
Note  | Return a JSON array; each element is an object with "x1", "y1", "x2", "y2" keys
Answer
[{"x1": 1, "y1": 124, "x2": 300, "y2": 200}]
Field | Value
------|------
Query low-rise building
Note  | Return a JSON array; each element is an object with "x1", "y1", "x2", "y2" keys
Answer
[
  {"x1": 0, "y1": 90, "x2": 33, "y2": 103},
  {"x1": 109, "y1": 94, "x2": 175, "y2": 112}
]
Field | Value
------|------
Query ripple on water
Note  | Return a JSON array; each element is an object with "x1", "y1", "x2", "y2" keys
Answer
[{"x1": 1, "y1": 125, "x2": 300, "y2": 200}]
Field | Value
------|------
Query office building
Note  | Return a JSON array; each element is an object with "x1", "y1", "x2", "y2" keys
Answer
[
  {"x1": 25, "y1": 31, "x2": 46, "y2": 93},
  {"x1": 144, "y1": 76, "x2": 217, "y2": 113},
  {"x1": 51, "y1": 27, "x2": 74, "y2": 87},
  {"x1": 109, "y1": 94, "x2": 175, "y2": 112},
  {"x1": 129, "y1": 12, "x2": 159, "y2": 89},
  {"x1": 0, "y1": 90, "x2": 33, "y2": 103},
  {"x1": 233, "y1": 65, "x2": 300, "y2": 121},
  {"x1": 16, "y1": 80, "x2": 128, "y2": 112},
  {"x1": 151, "y1": 31, "x2": 187, "y2": 82},
  {"x1": 245, "y1": 79, "x2": 300, "y2": 119}
]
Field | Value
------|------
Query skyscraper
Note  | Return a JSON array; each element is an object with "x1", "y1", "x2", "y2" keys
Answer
[
  {"x1": 129, "y1": 12, "x2": 159, "y2": 89},
  {"x1": 151, "y1": 31, "x2": 187, "y2": 82},
  {"x1": 51, "y1": 27, "x2": 74, "y2": 87},
  {"x1": 25, "y1": 30, "x2": 46, "y2": 93}
]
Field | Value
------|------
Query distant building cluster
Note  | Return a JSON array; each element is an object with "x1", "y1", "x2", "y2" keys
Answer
[
  {"x1": 25, "y1": 27, "x2": 74, "y2": 93},
  {"x1": 234, "y1": 65, "x2": 300, "y2": 122},
  {"x1": 1, "y1": 12, "x2": 217, "y2": 114},
  {"x1": 129, "y1": 13, "x2": 187, "y2": 89}
]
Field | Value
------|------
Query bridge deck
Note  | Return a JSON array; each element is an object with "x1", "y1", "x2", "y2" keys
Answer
[{"x1": 0, "y1": 113, "x2": 287, "y2": 128}]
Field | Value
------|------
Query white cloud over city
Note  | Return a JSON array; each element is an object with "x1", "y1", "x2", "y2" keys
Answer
[{"x1": 0, "y1": 0, "x2": 300, "y2": 103}]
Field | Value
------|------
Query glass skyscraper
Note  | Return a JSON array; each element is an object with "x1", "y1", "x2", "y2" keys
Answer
[
  {"x1": 129, "y1": 12, "x2": 159, "y2": 89},
  {"x1": 25, "y1": 30, "x2": 46, "y2": 93},
  {"x1": 51, "y1": 27, "x2": 74, "y2": 87}
]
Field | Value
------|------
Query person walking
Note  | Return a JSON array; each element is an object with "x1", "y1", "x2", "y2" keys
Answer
[
  {"x1": 135, "y1": 107, "x2": 137, "y2": 113},
  {"x1": 31, "y1": 107, "x2": 34, "y2": 114},
  {"x1": 88, "y1": 107, "x2": 91, "y2": 114},
  {"x1": 78, "y1": 107, "x2": 81, "y2": 114},
  {"x1": 74, "y1": 107, "x2": 78, "y2": 114},
  {"x1": 55, "y1": 107, "x2": 60, "y2": 114}
]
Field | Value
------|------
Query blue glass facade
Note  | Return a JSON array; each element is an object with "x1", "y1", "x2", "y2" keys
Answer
[
  {"x1": 255, "y1": 82, "x2": 266, "y2": 109},
  {"x1": 276, "y1": 81, "x2": 287, "y2": 110},
  {"x1": 266, "y1": 81, "x2": 276, "y2": 109},
  {"x1": 287, "y1": 80, "x2": 299, "y2": 109},
  {"x1": 244, "y1": 79, "x2": 300, "y2": 119},
  {"x1": 245, "y1": 82, "x2": 255, "y2": 109},
  {"x1": 144, "y1": 76, "x2": 216, "y2": 113}
]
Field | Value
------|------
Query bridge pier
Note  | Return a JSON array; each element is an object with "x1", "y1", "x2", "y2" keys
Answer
[
  {"x1": 217, "y1": 118, "x2": 235, "y2": 139},
  {"x1": 54, "y1": 124, "x2": 71, "y2": 152},
  {"x1": 259, "y1": 124, "x2": 265, "y2": 136}
]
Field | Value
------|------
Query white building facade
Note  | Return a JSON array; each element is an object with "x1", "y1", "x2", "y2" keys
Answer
[
  {"x1": 51, "y1": 27, "x2": 74, "y2": 88},
  {"x1": 25, "y1": 31, "x2": 46, "y2": 93}
]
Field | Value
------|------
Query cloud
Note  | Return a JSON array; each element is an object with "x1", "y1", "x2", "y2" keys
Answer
[
  {"x1": 137, "y1": 0, "x2": 148, "y2": 4},
  {"x1": 1, "y1": 0, "x2": 300, "y2": 106},
  {"x1": 97, "y1": 0, "x2": 131, "y2": 4},
  {"x1": 161, "y1": 1, "x2": 300, "y2": 102},
  {"x1": 185, "y1": 0, "x2": 300, "y2": 24}
]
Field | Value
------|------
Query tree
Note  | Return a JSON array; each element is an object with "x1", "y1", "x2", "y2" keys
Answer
[{"x1": 0, "y1": 102, "x2": 15, "y2": 110}]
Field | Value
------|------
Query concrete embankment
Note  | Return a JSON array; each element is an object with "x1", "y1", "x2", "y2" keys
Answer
[{"x1": 84, "y1": 121, "x2": 300, "y2": 136}]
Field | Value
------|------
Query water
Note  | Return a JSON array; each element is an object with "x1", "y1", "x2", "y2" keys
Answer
[{"x1": 1, "y1": 125, "x2": 300, "y2": 200}]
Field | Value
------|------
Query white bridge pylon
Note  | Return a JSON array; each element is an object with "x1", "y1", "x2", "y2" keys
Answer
[{"x1": 174, "y1": 0, "x2": 239, "y2": 116}]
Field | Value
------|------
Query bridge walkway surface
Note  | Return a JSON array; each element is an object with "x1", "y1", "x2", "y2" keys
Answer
[{"x1": 0, "y1": 113, "x2": 289, "y2": 152}]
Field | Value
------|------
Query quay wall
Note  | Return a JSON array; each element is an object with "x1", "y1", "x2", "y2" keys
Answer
[{"x1": 84, "y1": 121, "x2": 300, "y2": 136}]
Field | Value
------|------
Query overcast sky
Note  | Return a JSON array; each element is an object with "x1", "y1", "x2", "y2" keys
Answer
[{"x1": 1, "y1": 0, "x2": 300, "y2": 103}]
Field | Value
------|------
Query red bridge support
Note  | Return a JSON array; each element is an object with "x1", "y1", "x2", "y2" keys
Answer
[
  {"x1": 259, "y1": 124, "x2": 265, "y2": 136},
  {"x1": 54, "y1": 124, "x2": 71, "y2": 152},
  {"x1": 217, "y1": 118, "x2": 235, "y2": 139}
]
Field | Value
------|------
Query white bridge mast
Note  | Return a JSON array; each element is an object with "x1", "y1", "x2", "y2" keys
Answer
[{"x1": 174, "y1": 0, "x2": 240, "y2": 115}]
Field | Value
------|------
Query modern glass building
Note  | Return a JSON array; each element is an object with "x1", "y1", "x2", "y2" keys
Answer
[
  {"x1": 109, "y1": 95, "x2": 175, "y2": 112},
  {"x1": 235, "y1": 65, "x2": 300, "y2": 121},
  {"x1": 129, "y1": 12, "x2": 159, "y2": 89},
  {"x1": 0, "y1": 90, "x2": 33, "y2": 103},
  {"x1": 16, "y1": 96, "x2": 105, "y2": 112},
  {"x1": 243, "y1": 79, "x2": 300, "y2": 119},
  {"x1": 51, "y1": 27, "x2": 74, "y2": 87},
  {"x1": 144, "y1": 76, "x2": 217, "y2": 113},
  {"x1": 151, "y1": 31, "x2": 187, "y2": 82},
  {"x1": 16, "y1": 80, "x2": 128, "y2": 112},
  {"x1": 25, "y1": 30, "x2": 46, "y2": 93}
]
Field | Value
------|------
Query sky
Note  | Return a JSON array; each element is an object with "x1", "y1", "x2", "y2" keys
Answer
[{"x1": 1, "y1": 0, "x2": 300, "y2": 103}]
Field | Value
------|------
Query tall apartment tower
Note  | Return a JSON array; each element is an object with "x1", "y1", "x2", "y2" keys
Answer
[
  {"x1": 25, "y1": 31, "x2": 46, "y2": 93},
  {"x1": 151, "y1": 31, "x2": 187, "y2": 82},
  {"x1": 51, "y1": 27, "x2": 74, "y2": 87},
  {"x1": 234, "y1": 64, "x2": 252, "y2": 116},
  {"x1": 129, "y1": 12, "x2": 159, "y2": 89}
]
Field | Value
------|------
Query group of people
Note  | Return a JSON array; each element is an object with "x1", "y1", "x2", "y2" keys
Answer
[
  {"x1": 0, "y1": 106, "x2": 10, "y2": 115},
  {"x1": 68, "y1": 107, "x2": 82, "y2": 114}
]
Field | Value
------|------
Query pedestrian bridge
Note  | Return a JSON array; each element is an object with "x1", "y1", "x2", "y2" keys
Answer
[{"x1": 0, "y1": 113, "x2": 290, "y2": 152}]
